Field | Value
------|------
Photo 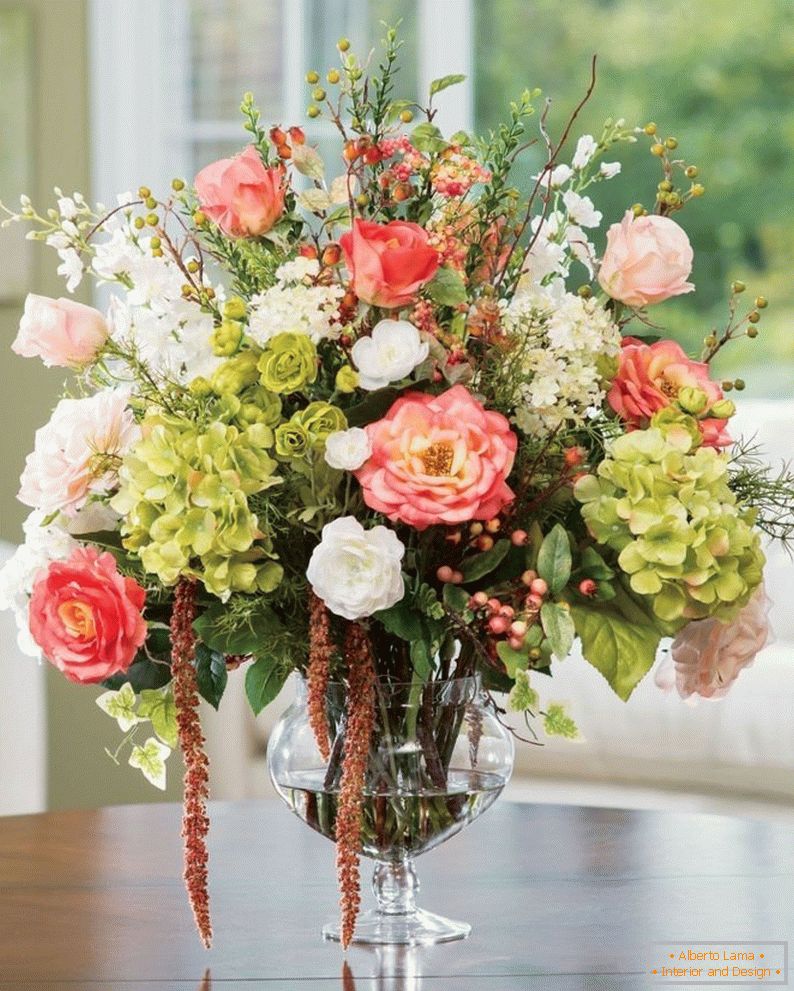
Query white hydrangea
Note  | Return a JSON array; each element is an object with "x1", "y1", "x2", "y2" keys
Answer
[
  {"x1": 503, "y1": 284, "x2": 622, "y2": 437},
  {"x1": 247, "y1": 261, "x2": 344, "y2": 345}
]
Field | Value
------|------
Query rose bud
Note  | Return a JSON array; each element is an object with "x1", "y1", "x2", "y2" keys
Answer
[
  {"x1": 322, "y1": 243, "x2": 342, "y2": 266},
  {"x1": 288, "y1": 126, "x2": 306, "y2": 145}
]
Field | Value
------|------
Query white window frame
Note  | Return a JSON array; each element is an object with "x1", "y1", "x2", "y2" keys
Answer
[{"x1": 89, "y1": 0, "x2": 472, "y2": 203}]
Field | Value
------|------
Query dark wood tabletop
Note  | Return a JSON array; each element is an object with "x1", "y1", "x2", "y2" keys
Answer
[{"x1": 0, "y1": 798, "x2": 791, "y2": 990}]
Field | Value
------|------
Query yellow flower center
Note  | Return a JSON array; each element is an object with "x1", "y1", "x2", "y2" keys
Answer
[
  {"x1": 420, "y1": 441, "x2": 455, "y2": 477},
  {"x1": 58, "y1": 599, "x2": 96, "y2": 640},
  {"x1": 659, "y1": 376, "x2": 679, "y2": 399}
]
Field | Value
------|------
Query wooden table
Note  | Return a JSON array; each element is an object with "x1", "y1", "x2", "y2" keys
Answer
[{"x1": 0, "y1": 799, "x2": 791, "y2": 990}]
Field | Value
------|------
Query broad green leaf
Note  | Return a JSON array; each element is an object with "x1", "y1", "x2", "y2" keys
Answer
[
  {"x1": 579, "y1": 546, "x2": 615, "y2": 581},
  {"x1": 496, "y1": 640, "x2": 529, "y2": 678},
  {"x1": 425, "y1": 267, "x2": 467, "y2": 306},
  {"x1": 410, "y1": 639, "x2": 432, "y2": 679},
  {"x1": 537, "y1": 524, "x2": 572, "y2": 594},
  {"x1": 442, "y1": 582, "x2": 470, "y2": 612},
  {"x1": 194, "y1": 602, "x2": 283, "y2": 656},
  {"x1": 430, "y1": 73, "x2": 466, "y2": 97},
  {"x1": 138, "y1": 685, "x2": 178, "y2": 748},
  {"x1": 345, "y1": 386, "x2": 403, "y2": 427},
  {"x1": 298, "y1": 187, "x2": 332, "y2": 213},
  {"x1": 194, "y1": 643, "x2": 228, "y2": 711},
  {"x1": 540, "y1": 602, "x2": 576, "y2": 661},
  {"x1": 461, "y1": 538, "x2": 511, "y2": 583},
  {"x1": 410, "y1": 121, "x2": 447, "y2": 154},
  {"x1": 245, "y1": 654, "x2": 287, "y2": 716},
  {"x1": 129, "y1": 736, "x2": 171, "y2": 791},
  {"x1": 571, "y1": 604, "x2": 661, "y2": 701},
  {"x1": 375, "y1": 600, "x2": 425, "y2": 641},
  {"x1": 96, "y1": 682, "x2": 140, "y2": 732},
  {"x1": 102, "y1": 650, "x2": 172, "y2": 693}
]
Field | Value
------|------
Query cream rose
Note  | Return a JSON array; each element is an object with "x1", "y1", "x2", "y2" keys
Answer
[
  {"x1": 306, "y1": 516, "x2": 405, "y2": 620},
  {"x1": 351, "y1": 319, "x2": 429, "y2": 391},
  {"x1": 324, "y1": 428, "x2": 372, "y2": 471}
]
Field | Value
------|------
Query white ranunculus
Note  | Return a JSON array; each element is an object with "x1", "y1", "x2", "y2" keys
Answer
[
  {"x1": 324, "y1": 428, "x2": 372, "y2": 471},
  {"x1": 306, "y1": 516, "x2": 405, "y2": 620},
  {"x1": 351, "y1": 319, "x2": 429, "y2": 391},
  {"x1": 572, "y1": 134, "x2": 598, "y2": 170}
]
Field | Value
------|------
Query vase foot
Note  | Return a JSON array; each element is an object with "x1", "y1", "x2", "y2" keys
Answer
[{"x1": 323, "y1": 907, "x2": 471, "y2": 946}]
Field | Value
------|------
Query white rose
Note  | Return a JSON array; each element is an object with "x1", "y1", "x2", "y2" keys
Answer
[
  {"x1": 324, "y1": 428, "x2": 372, "y2": 471},
  {"x1": 351, "y1": 319, "x2": 429, "y2": 391},
  {"x1": 306, "y1": 516, "x2": 405, "y2": 620}
]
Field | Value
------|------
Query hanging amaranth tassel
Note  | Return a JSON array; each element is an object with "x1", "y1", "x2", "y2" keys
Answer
[
  {"x1": 336, "y1": 622, "x2": 375, "y2": 948},
  {"x1": 170, "y1": 577, "x2": 213, "y2": 948},
  {"x1": 307, "y1": 591, "x2": 333, "y2": 761}
]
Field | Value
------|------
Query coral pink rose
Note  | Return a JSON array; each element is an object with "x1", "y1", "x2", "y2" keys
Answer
[
  {"x1": 194, "y1": 145, "x2": 285, "y2": 238},
  {"x1": 598, "y1": 210, "x2": 694, "y2": 308},
  {"x1": 28, "y1": 545, "x2": 147, "y2": 684},
  {"x1": 355, "y1": 385, "x2": 517, "y2": 529},
  {"x1": 339, "y1": 218, "x2": 440, "y2": 308},
  {"x1": 13, "y1": 293, "x2": 108, "y2": 368},
  {"x1": 655, "y1": 584, "x2": 771, "y2": 700},
  {"x1": 608, "y1": 338, "x2": 731, "y2": 449}
]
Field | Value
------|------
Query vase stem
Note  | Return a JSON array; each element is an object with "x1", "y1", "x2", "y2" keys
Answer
[{"x1": 372, "y1": 858, "x2": 418, "y2": 916}]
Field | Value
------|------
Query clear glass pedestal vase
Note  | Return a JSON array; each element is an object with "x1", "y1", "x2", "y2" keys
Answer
[{"x1": 267, "y1": 672, "x2": 514, "y2": 946}]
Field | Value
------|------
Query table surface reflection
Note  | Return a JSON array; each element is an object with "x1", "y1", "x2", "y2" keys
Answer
[{"x1": 0, "y1": 798, "x2": 791, "y2": 990}]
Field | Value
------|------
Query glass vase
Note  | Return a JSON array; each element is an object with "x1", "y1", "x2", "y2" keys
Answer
[{"x1": 267, "y1": 672, "x2": 514, "y2": 945}]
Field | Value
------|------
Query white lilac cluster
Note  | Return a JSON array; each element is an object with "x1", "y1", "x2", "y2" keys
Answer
[
  {"x1": 503, "y1": 282, "x2": 622, "y2": 437},
  {"x1": 247, "y1": 257, "x2": 345, "y2": 345},
  {"x1": 92, "y1": 196, "x2": 223, "y2": 384},
  {"x1": 525, "y1": 134, "x2": 621, "y2": 286}
]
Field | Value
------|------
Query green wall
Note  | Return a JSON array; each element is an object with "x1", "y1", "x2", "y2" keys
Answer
[{"x1": 0, "y1": 0, "x2": 180, "y2": 809}]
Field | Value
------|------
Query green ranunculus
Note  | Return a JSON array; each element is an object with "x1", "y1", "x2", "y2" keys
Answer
[
  {"x1": 292, "y1": 401, "x2": 347, "y2": 447},
  {"x1": 274, "y1": 421, "x2": 309, "y2": 459},
  {"x1": 236, "y1": 385, "x2": 283, "y2": 429},
  {"x1": 210, "y1": 349, "x2": 261, "y2": 396},
  {"x1": 258, "y1": 332, "x2": 318, "y2": 394}
]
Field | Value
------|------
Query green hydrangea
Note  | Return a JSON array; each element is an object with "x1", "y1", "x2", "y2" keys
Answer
[
  {"x1": 111, "y1": 413, "x2": 283, "y2": 599},
  {"x1": 258, "y1": 332, "x2": 318, "y2": 394},
  {"x1": 210, "y1": 350, "x2": 261, "y2": 396},
  {"x1": 574, "y1": 422, "x2": 764, "y2": 623}
]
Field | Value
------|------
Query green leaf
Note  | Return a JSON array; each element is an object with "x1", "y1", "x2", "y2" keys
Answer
[
  {"x1": 345, "y1": 386, "x2": 403, "y2": 427},
  {"x1": 579, "y1": 546, "x2": 615, "y2": 581},
  {"x1": 138, "y1": 685, "x2": 178, "y2": 748},
  {"x1": 194, "y1": 643, "x2": 228, "y2": 710},
  {"x1": 430, "y1": 73, "x2": 466, "y2": 97},
  {"x1": 96, "y1": 682, "x2": 140, "y2": 732},
  {"x1": 375, "y1": 600, "x2": 425, "y2": 641},
  {"x1": 410, "y1": 639, "x2": 432, "y2": 679},
  {"x1": 543, "y1": 703, "x2": 579, "y2": 740},
  {"x1": 102, "y1": 653, "x2": 172, "y2": 693},
  {"x1": 442, "y1": 582, "x2": 470, "y2": 612},
  {"x1": 537, "y1": 524, "x2": 572, "y2": 594},
  {"x1": 194, "y1": 602, "x2": 283, "y2": 656},
  {"x1": 571, "y1": 604, "x2": 662, "y2": 701},
  {"x1": 425, "y1": 267, "x2": 468, "y2": 306},
  {"x1": 540, "y1": 602, "x2": 576, "y2": 661},
  {"x1": 461, "y1": 538, "x2": 511, "y2": 583},
  {"x1": 410, "y1": 121, "x2": 447, "y2": 154},
  {"x1": 128, "y1": 736, "x2": 171, "y2": 791},
  {"x1": 496, "y1": 640, "x2": 529, "y2": 678},
  {"x1": 508, "y1": 670, "x2": 539, "y2": 712},
  {"x1": 245, "y1": 655, "x2": 287, "y2": 716}
]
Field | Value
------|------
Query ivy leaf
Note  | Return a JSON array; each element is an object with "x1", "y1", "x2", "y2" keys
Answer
[
  {"x1": 462, "y1": 538, "x2": 511, "y2": 583},
  {"x1": 128, "y1": 737, "x2": 171, "y2": 791},
  {"x1": 374, "y1": 600, "x2": 425, "y2": 641},
  {"x1": 571, "y1": 604, "x2": 661, "y2": 701},
  {"x1": 425, "y1": 267, "x2": 467, "y2": 306},
  {"x1": 429, "y1": 73, "x2": 466, "y2": 97},
  {"x1": 537, "y1": 524, "x2": 572, "y2": 594},
  {"x1": 194, "y1": 603, "x2": 283, "y2": 656},
  {"x1": 496, "y1": 640, "x2": 529, "y2": 678},
  {"x1": 245, "y1": 654, "x2": 287, "y2": 716},
  {"x1": 194, "y1": 643, "x2": 228, "y2": 711},
  {"x1": 96, "y1": 682, "x2": 140, "y2": 732},
  {"x1": 540, "y1": 602, "x2": 576, "y2": 661},
  {"x1": 543, "y1": 703, "x2": 579, "y2": 740},
  {"x1": 138, "y1": 685, "x2": 178, "y2": 748}
]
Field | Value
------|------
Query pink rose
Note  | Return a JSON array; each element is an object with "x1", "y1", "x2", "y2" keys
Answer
[
  {"x1": 355, "y1": 385, "x2": 517, "y2": 529},
  {"x1": 194, "y1": 145, "x2": 286, "y2": 238},
  {"x1": 13, "y1": 293, "x2": 108, "y2": 368},
  {"x1": 339, "y1": 219, "x2": 440, "y2": 309},
  {"x1": 28, "y1": 545, "x2": 147, "y2": 684},
  {"x1": 655, "y1": 585, "x2": 771, "y2": 700},
  {"x1": 608, "y1": 338, "x2": 730, "y2": 449},
  {"x1": 598, "y1": 211, "x2": 694, "y2": 308}
]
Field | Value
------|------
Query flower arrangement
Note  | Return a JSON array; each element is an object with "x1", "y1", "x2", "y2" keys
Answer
[{"x1": 2, "y1": 28, "x2": 792, "y2": 948}]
